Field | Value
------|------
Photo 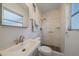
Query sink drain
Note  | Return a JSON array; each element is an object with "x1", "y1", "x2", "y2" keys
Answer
[{"x1": 22, "y1": 49, "x2": 26, "y2": 52}]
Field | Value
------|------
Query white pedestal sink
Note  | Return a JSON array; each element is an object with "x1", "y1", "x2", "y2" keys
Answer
[{"x1": 0, "y1": 38, "x2": 40, "y2": 56}]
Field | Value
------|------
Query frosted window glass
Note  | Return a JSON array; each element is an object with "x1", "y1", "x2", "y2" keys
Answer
[{"x1": 2, "y1": 8, "x2": 23, "y2": 27}]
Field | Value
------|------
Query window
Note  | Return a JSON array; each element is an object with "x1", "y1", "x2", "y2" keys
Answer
[
  {"x1": 2, "y1": 7, "x2": 23, "y2": 27},
  {"x1": 69, "y1": 3, "x2": 79, "y2": 30}
]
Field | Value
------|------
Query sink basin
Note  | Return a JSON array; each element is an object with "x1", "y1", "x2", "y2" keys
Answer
[{"x1": 0, "y1": 38, "x2": 40, "y2": 56}]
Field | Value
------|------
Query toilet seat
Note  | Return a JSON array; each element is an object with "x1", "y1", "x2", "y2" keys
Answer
[{"x1": 38, "y1": 46, "x2": 52, "y2": 55}]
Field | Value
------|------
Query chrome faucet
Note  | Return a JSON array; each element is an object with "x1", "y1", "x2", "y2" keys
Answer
[
  {"x1": 19, "y1": 35, "x2": 25, "y2": 43},
  {"x1": 15, "y1": 35, "x2": 25, "y2": 45}
]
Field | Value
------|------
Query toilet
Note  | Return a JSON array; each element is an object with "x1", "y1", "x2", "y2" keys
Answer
[{"x1": 38, "y1": 46, "x2": 52, "y2": 56}]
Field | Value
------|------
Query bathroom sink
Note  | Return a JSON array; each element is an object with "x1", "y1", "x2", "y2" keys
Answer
[{"x1": 0, "y1": 38, "x2": 40, "y2": 56}]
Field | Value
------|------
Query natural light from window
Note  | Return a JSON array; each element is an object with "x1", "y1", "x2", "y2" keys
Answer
[
  {"x1": 71, "y1": 3, "x2": 79, "y2": 29},
  {"x1": 2, "y1": 8, "x2": 23, "y2": 27}
]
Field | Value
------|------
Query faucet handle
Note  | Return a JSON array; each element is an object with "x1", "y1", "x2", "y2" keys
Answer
[
  {"x1": 20, "y1": 35, "x2": 25, "y2": 39},
  {"x1": 19, "y1": 35, "x2": 25, "y2": 42}
]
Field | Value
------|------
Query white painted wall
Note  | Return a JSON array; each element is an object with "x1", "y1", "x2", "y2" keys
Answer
[
  {"x1": 0, "y1": 3, "x2": 41, "y2": 50},
  {"x1": 41, "y1": 4, "x2": 70, "y2": 53},
  {"x1": 26, "y1": 3, "x2": 42, "y2": 39},
  {"x1": 41, "y1": 8, "x2": 65, "y2": 52},
  {"x1": 64, "y1": 4, "x2": 79, "y2": 56},
  {"x1": 0, "y1": 26, "x2": 26, "y2": 49},
  {"x1": 65, "y1": 31, "x2": 79, "y2": 56}
]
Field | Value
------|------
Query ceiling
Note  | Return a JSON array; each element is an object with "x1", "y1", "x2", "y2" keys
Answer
[
  {"x1": 16, "y1": 3, "x2": 29, "y2": 16},
  {"x1": 17, "y1": 3, "x2": 29, "y2": 12},
  {"x1": 36, "y1": 3, "x2": 61, "y2": 14}
]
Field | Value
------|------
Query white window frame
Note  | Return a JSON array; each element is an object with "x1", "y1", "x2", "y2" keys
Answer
[
  {"x1": 68, "y1": 3, "x2": 79, "y2": 30},
  {"x1": 2, "y1": 6, "x2": 23, "y2": 27}
]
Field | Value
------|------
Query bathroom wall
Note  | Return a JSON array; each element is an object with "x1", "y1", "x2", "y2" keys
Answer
[
  {"x1": 41, "y1": 5, "x2": 65, "y2": 52},
  {"x1": 0, "y1": 26, "x2": 26, "y2": 50},
  {"x1": 25, "y1": 3, "x2": 41, "y2": 39},
  {"x1": 63, "y1": 4, "x2": 79, "y2": 55},
  {"x1": 59, "y1": 4, "x2": 66, "y2": 53},
  {"x1": 41, "y1": 9, "x2": 61, "y2": 49},
  {"x1": 0, "y1": 3, "x2": 41, "y2": 50}
]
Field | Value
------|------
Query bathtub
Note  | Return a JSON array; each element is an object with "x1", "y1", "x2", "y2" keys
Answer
[{"x1": 0, "y1": 38, "x2": 40, "y2": 56}]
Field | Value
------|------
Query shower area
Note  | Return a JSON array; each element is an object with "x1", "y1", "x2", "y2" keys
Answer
[{"x1": 39, "y1": 4, "x2": 65, "y2": 53}]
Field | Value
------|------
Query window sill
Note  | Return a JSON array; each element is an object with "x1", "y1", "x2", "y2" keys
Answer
[
  {"x1": 68, "y1": 29, "x2": 79, "y2": 31},
  {"x1": 0, "y1": 25, "x2": 27, "y2": 28}
]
